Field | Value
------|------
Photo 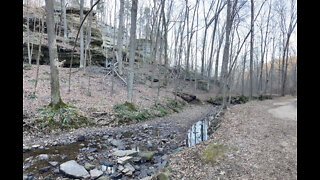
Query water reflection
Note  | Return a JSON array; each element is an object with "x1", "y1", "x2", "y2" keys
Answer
[{"x1": 186, "y1": 118, "x2": 211, "y2": 147}]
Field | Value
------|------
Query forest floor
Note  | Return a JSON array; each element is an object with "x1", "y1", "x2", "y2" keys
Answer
[
  {"x1": 167, "y1": 96, "x2": 297, "y2": 179},
  {"x1": 23, "y1": 64, "x2": 216, "y2": 139},
  {"x1": 23, "y1": 64, "x2": 296, "y2": 180}
]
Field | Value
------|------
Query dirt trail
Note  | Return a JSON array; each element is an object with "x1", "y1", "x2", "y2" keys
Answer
[
  {"x1": 168, "y1": 96, "x2": 297, "y2": 179},
  {"x1": 268, "y1": 97, "x2": 297, "y2": 121}
]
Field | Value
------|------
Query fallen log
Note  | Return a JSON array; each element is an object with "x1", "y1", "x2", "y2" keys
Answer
[{"x1": 173, "y1": 92, "x2": 196, "y2": 103}]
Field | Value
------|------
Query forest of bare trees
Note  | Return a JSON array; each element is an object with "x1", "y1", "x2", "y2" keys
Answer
[
  {"x1": 23, "y1": 1, "x2": 298, "y2": 179},
  {"x1": 23, "y1": 0, "x2": 297, "y2": 109}
]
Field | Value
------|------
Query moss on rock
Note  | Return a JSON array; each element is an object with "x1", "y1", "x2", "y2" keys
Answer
[{"x1": 201, "y1": 143, "x2": 227, "y2": 166}]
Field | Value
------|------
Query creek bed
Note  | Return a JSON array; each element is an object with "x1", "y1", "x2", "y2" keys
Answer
[
  {"x1": 23, "y1": 106, "x2": 221, "y2": 180},
  {"x1": 23, "y1": 126, "x2": 180, "y2": 179}
]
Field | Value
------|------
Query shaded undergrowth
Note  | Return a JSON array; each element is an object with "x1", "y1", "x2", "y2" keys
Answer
[
  {"x1": 206, "y1": 94, "x2": 272, "y2": 106},
  {"x1": 113, "y1": 97, "x2": 186, "y2": 125},
  {"x1": 32, "y1": 104, "x2": 93, "y2": 132}
]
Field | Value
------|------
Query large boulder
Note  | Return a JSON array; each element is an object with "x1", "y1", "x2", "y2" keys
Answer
[{"x1": 59, "y1": 160, "x2": 90, "y2": 178}]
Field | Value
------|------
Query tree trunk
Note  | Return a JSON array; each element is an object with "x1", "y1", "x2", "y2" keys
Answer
[
  {"x1": 111, "y1": 0, "x2": 117, "y2": 95},
  {"x1": 162, "y1": 0, "x2": 171, "y2": 86},
  {"x1": 186, "y1": 0, "x2": 198, "y2": 81},
  {"x1": 214, "y1": 27, "x2": 224, "y2": 84},
  {"x1": 117, "y1": 0, "x2": 125, "y2": 76},
  {"x1": 85, "y1": 0, "x2": 94, "y2": 69},
  {"x1": 45, "y1": 0, "x2": 65, "y2": 109},
  {"x1": 26, "y1": 0, "x2": 32, "y2": 64},
  {"x1": 263, "y1": 46, "x2": 269, "y2": 94},
  {"x1": 241, "y1": 48, "x2": 247, "y2": 96},
  {"x1": 151, "y1": 5, "x2": 162, "y2": 88},
  {"x1": 194, "y1": 3, "x2": 199, "y2": 92},
  {"x1": 156, "y1": 2, "x2": 165, "y2": 105},
  {"x1": 200, "y1": 27, "x2": 208, "y2": 77},
  {"x1": 258, "y1": 2, "x2": 271, "y2": 94},
  {"x1": 207, "y1": 0, "x2": 221, "y2": 91},
  {"x1": 221, "y1": 0, "x2": 232, "y2": 109},
  {"x1": 127, "y1": 0, "x2": 138, "y2": 103},
  {"x1": 34, "y1": 15, "x2": 45, "y2": 95},
  {"x1": 269, "y1": 38, "x2": 275, "y2": 95},
  {"x1": 249, "y1": 0, "x2": 254, "y2": 100},
  {"x1": 62, "y1": 0, "x2": 68, "y2": 43},
  {"x1": 79, "y1": 0, "x2": 84, "y2": 68}
]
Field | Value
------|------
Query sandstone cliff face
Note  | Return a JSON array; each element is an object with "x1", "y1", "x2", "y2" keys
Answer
[
  {"x1": 23, "y1": 4, "x2": 152, "y2": 68},
  {"x1": 23, "y1": 5, "x2": 111, "y2": 67}
]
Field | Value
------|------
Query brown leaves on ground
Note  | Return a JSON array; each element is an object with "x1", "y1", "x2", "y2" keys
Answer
[
  {"x1": 167, "y1": 96, "x2": 297, "y2": 179},
  {"x1": 23, "y1": 64, "x2": 216, "y2": 137}
]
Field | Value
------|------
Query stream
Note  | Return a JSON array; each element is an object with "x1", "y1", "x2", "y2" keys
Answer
[{"x1": 23, "y1": 107, "x2": 220, "y2": 180}]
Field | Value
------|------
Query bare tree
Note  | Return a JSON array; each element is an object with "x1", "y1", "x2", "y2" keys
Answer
[
  {"x1": 279, "y1": 0, "x2": 297, "y2": 96},
  {"x1": 200, "y1": 0, "x2": 215, "y2": 76},
  {"x1": 241, "y1": 45, "x2": 248, "y2": 95},
  {"x1": 162, "y1": 0, "x2": 173, "y2": 86},
  {"x1": 79, "y1": 0, "x2": 85, "y2": 68},
  {"x1": 257, "y1": 0, "x2": 271, "y2": 94},
  {"x1": 84, "y1": 0, "x2": 94, "y2": 68},
  {"x1": 127, "y1": 0, "x2": 138, "y2": 103},
  {"x1": 206, "y1": 0, "x2": 224, "y2": 91},
  {"x1": 33, "y1": 14, "x2": 45, "y2": 95},
  {"x1": 45, "y1": 0, "x2": 65, "y2": 109},
  {"x1": 214, "y1": 22, "x2": 225, "y2": 84},
  {"x1": 116, "y1": 0, "x2": 125, "y2": 76},
  {"x1": 249, "y1": 0, "x2": 254, "y2": 99},
  {"x1": 67, "y1": 0, "x2": 101, "y2": 92},
  {"x1": 185, "y1": 0, "x2": 199, "y2": 80},
  {"x1": 26, "y1": 0, "x2": 32, "y2": 65},
  {"x1": 194, "y1": 2, "x2": 199, "y2": 92},
  {"x1": 269, "y1": 37, "x2": 276, "y2": 95},
  {"x1": 221, "y1": 0, "x2": 236, "y2": 109},
  {"x1": 62, "y1": 0, "x2": 68, "y2": 44}
]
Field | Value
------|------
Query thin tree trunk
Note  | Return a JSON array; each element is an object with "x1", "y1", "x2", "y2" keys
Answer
[
  {"x1": 62, "y1": 0, "x2": 68, "y2": 43},
  {"x1": 117, "y1": 0, "x2": 125, "y2": 76},
  {"x1": 200, "y1": 27, "x2": 208, "y2": 77},
  {"x1": 26, "y1": 0, "x2": 32, "y2": 64},
  {"x1": 127, "y1": 0, "x2": 138, "y2": 103},
  {"x1": 30, "y1": 16, "x2": 37, "y2": 62},
  {"x1": 281, "y1": 44, "x2": 290, "y2": 96},
  {"x1": 34, "y1": 15, "x2": 45, "y2": 95},
  {"x1": 249, "y1": 0, "x2": 254, "y2": 100},
  {"x1": 151, "y1": 6, "x2": 162, "y2": 88},
  {"x1": 207, "y1": 0, "x2": 221, "y2": 91},
  {"x1": 111, "y1": 0, "x2": 117, "y2": 95},
  {"x1": 85, "y1": 0, "x2": 94, "y2": 69},
  {"x1": 194, "y1": 3, "x2": 199, "y2": 92},
  {"x1": 79, "y1": 0, "x2": 84, "y2": 68},
  {"x1": 241, "y1": 47, "x2": 247, "y2": 96},
  {"x1": 258, "y1": 2, "x2": 271, "y2": 94},
  {"x1": 162, "y1": 0, "x2": 171, "y2": 86},
  {"x1": 186, "y1": 0, "x2": 199, "y2": 80},
  {"x1": 263, "y1": 46, "x2": 269, "y2": 94},
  {"x1": 269, "y1": 38, "x2": 275, "y2": 96},
  {"x1": 156, "y1": 2, "x2": 165, "y2": 105},
  {"x1": 214, "y1": 27, "x2": 224, "y2": 84},
  {"x1": 68, "y1": 0, "x2": 101, "y2": 92}
]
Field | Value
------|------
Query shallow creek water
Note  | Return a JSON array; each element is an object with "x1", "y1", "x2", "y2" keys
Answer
[
  {"x1": 23, "y1": 108, "x2": 219, "y2": 179},
  {"x1": 185, "y1": 117, "x2": 211, "y2": 147}
]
